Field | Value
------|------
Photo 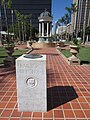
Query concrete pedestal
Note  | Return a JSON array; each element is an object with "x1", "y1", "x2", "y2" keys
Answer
[
  {"x1": 68, "y1": 45, "x2": 80, "y2": 65},
  {"x1": 16, "y1": 54, "x2": 47, "y2": 112},
  {"x1": 68, "y1": 55, "x2": 80, "y2": 65}
]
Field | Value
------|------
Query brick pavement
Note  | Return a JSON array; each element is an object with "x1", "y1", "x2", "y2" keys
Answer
[{"x1": 0, "y1": 48, "x2": 90, "y2": 120}]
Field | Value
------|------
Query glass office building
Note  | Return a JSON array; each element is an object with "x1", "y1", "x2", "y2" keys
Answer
[{"x1": 0, "y1": 0, "x2": 52, "y2": 31}]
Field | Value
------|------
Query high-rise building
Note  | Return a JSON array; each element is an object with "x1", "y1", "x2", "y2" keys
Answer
[
  {"x1": 72, "y1": 0, "x2": 90, "y2": 40},
  {"x1": 0, "y1": 0, "x2": 52, "y2": 31},
  {"x1": 0, "y1": 15, "x2": 1, "y2": 32}
]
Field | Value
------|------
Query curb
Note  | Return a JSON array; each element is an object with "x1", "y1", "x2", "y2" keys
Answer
[{"x1": 56, "y1": 48, "x2": 70, "y2": 65}]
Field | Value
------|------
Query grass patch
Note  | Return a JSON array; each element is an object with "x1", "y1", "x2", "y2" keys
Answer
[
  {"x1": 61, "y1": 49, "x2": 71, "y2": 58},
  {"x1": 60, "y1": 46, "x2": 90, "y2": 64},
  {"x1": 0, "y1": 47, "x2": 28, "y2": 64}
]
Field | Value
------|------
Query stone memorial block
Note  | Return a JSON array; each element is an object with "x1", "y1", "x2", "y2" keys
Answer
[{"x1": 16, "y1": 54, "x2": 47, "y2": 112}]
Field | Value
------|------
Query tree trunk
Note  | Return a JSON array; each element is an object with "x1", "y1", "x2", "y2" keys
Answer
[
  {"x1": 3, "y1": 4, "x2": 9, "y2": 40},
  {"x1": 24, "y1": 22, "x2": 27, "y2": 41},
  {"x1": 18, "y1": 20, "x2": 21, "y2": 44},
  {"x1": 0, "y1": 15, "x2": 2, "y2": 40},
  {"x1": 65, "y1": 22, "x2": 68, "y2": 40},
  {"x1": 22, "y1": 21, "x2": 24, "y2": 42},
  {"x1": 30, "y1": 19, "x2": 32, "y2": 39},
  {"x1": 61, "y1": 24, "x2": 63, "y2": 40},
  {"x1": 72, "y1": 12, "x2": 75, "y2": 39}
]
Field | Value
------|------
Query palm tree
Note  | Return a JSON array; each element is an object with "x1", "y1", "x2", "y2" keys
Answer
[
  {"x1": 54, "y1": 20, "x2": 61, "y2": 35},
  {"x1": 14, "y1": 10, "x2": 21, "y2": 43},
  {"x1": 58, "y1": 16, "x2": 65, "y2": 40},
  {"x1": 85, "y1": 26, "x2": 90, "y2": 35},
  {"x1": 65, "y1": 7, "x2": 72, "y2": 23},
  {"x1": 64, "y1": 14, "x2": 69, "y2": 24},
  {"x1": 14, "y1": 9, "x2": 32, "y2": 43},
  {"x1": 65, "y1": 2, "x2": 77, "y2": 39},
  {"x1": 29, "y1": 19, "x2": 32, "y2": 40},
  {"x1": 71, "y1": 2, "x2": 77, "y2": 35},
  {"x1": 11, "y1": 9, "x2": 14, "y2": 39},
  {"x1": 7, "y1": 0, "x2": 14, "y2": 39},
  {"x1": 1, "y1": 0, "x2": 12, "y2": 40},
  {"x1": 64, "y1": 13, "x2": 69, "y2": 40},
  {"x1": 21, "y1": 14, "x2": 32, "y2": 42}
]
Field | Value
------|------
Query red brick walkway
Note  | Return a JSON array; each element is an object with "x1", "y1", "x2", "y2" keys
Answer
[{"x1": 0, "y1": 48, "x2": 90, "y2": 120}]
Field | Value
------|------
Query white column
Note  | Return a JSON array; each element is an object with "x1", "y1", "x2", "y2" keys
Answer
[
  {"x1": 42, "y1": 22, "x2": 44, "y2": 37},
  {"x1": 50, "y1": 23, "x2": 52, "y2": 37},
  {"x1": 39, "y1": 22, "x2": 41, "y2": 37},
  {"x1": 47, "y1": 22, "x2": 49, "y2": 37}
]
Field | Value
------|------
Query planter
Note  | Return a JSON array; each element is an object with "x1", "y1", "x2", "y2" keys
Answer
[
  {"x1": 68, "y1": 45, "x2": 80, "y2": 65},
  {"x1": 57, "y1": 43, "x2": 60, "y2": 48},
  {"x1": 56, "y1": 42, "x2": 64, "y2": 48},
  {"x1": 27, "y1": 41, "x2": 33, "y2": 48}
]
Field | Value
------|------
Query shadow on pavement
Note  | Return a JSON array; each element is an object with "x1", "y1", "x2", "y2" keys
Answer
[{"x1": 47, "y1": 86, "x2": 78, "y2": 111}]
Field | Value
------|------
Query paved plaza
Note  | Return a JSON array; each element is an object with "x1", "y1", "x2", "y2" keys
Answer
[{"x1": 0, "y1": 47, "x2": 90, "y2": 120}]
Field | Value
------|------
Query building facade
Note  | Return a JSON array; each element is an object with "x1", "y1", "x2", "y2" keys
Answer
[
  {"x1": 56, "y1": 26, "x2": 66, "y2": 35},
  {"x1": 72, "y1": 0, "x2": 90, "y2": 40},
  {"x1": 0, "y1": 0, "x2": 52, "y2": 31}
]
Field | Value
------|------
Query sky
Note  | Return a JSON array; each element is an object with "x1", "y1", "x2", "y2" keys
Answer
[{"x1": 52, "y1": 0, "x2": 72, "y2": 25}]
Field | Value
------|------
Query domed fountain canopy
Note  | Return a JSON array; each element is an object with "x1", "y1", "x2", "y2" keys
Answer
[
  {"x1": 38, "y1": 9, "x2": 53, "y2": 22},
  {"x1": 38, "y1": 9, "x2": 53, "y2": 43},
  {"x1": 40, "y1": 9, "x2": 52, "y2": 17}
]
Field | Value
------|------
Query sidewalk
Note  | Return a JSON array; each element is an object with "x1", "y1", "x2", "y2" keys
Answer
[{"x1": 0, "y1": 48, "x2": 90, "y2": 120}]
